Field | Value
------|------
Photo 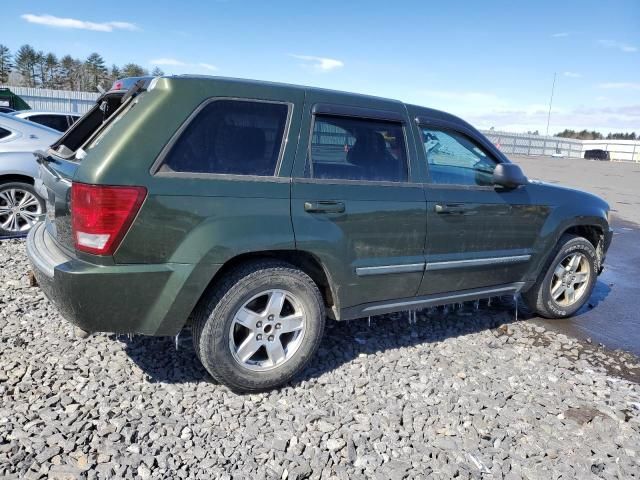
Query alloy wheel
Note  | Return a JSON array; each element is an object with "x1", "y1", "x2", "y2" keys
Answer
[
  {"x1": 0, "y1": 188, "x2": 43, "y2": 233},
  {"x1": 549, "y1": 252, "x2": 591, "y2": 307},
  {"x1": 229, "y1": 289, "x2": 307, "y2": 371}
]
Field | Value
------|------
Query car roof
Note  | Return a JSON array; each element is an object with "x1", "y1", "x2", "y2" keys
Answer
[
  {"x1": 165, "y1": 74, "x2": 398, "y2": 103},
  {"x1": 158, "y1": 75, "x2": 469, "y2": 127}
]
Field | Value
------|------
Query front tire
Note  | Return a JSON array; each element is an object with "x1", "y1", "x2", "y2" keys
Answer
[
  {"x1": 523, "y1": 234, "x2": 598, "y2": 318},
  {"x1": 192, "y1": 261, "x2": 325, "y2": 392}
]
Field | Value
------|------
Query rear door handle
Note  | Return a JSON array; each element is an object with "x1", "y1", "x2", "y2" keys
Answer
[
  {"x1": 304, "y1": 201, "x2": 345, "y2": 214},
  {"x1": 435, "y1": 203, "x2": 467, "y2": 214}
]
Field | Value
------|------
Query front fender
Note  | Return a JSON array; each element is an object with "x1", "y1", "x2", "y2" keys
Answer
[{"x1": 525, "y1": 200, "x2": 610, "y2": 282}]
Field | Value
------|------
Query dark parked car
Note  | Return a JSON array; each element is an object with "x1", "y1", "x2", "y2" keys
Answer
[
  {"x1": 27, "y1": 76, "x2": 612, "y2": 392},
  {"x1": 584, "y1": 149, "x2": 610, "y2": 161}
]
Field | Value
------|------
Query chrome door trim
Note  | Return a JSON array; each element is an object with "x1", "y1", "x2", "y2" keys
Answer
[
  {"x1": 355, "y1": 262, "x2": 425, "y2": 277},
  {"x1": 425, "y1": 254, "x2": 531, "y2": 271}
]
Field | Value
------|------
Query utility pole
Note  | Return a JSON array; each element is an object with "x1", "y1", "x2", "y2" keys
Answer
[{"x1": 545, "y1": 72, "x2": 557, "y2": 138}]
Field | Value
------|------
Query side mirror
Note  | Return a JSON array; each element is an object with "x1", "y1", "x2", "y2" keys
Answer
[{"x1": 492, "y1": 163, "x2": 528, "y2": 189}]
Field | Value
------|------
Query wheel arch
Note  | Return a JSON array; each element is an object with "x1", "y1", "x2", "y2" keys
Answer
[
  {"x1": 528, "y1": 220, "x2": 607, "y2": 288},
  {"x1": 560, "y1": 223, "x2": 606, "y2": 272},
  {"x1": 194, "y1": 249, "x2": 339, "y2": 321},
  {"x1": 0, "y1": 174, "x2": 35, "y2": 186},
  {"x1": 562, "y1": 223, "x2": 604, "y2": 249}
]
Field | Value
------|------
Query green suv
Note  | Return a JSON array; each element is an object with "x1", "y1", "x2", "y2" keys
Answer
[{"x1": 27, "y1": 76, "x2": 612, "y2": 392}]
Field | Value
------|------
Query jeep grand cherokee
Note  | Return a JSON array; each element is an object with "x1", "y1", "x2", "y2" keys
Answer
[{"x1": 27, "y1": 76, "x2": 612, "y2": 392}]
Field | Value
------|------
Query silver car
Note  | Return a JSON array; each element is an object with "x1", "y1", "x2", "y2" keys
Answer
[
  {"x1": 0, "y1": 113, "x2": 60, "y2": 236},
  {"x1": 11, "y1": 110, "x2": 81, "y2": 133}
]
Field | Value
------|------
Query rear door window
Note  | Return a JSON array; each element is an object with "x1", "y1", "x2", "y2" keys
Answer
[
  {"x1": 0, "y1": 127, "x2": 10, "y2": 140},
  {"x1": 309, "y1": 115, "x2": 408, "y2": 182},
  {"x1": 160, "y1": 99, "x2": 290, "y2": 176}
]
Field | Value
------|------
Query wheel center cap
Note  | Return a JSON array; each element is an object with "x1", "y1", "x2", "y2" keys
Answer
[{"x1": 263, "y1": 324, "x2": 273, "y2": 334}]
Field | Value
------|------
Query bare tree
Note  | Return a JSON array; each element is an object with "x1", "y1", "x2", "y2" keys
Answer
[
  {"x1": 0, "y1": 44, "x2": 12, "y2": 84},
  {"x1": 59, "y1": 55, "x2": 82, "y2": 90},
  {"x1": 43, "y1": 53, "x2": 60, "y2": 88}
]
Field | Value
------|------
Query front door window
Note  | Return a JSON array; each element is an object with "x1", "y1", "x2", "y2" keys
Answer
[{"x1": 420, "y1": 127, "x2": 498, "y2": 186}]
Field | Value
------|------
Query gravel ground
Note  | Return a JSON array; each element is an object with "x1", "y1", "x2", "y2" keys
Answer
[{"x1": 1, "y1": 238, "x2": 640, "y2": 479}]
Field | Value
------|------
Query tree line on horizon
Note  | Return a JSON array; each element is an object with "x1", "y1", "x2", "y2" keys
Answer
[
  {"x1": 554, "y1": 129, "x2": 637, "y2": 141},
  {"x1": 0, "y1": 43, "x2": 163, "y2": 92},
  {"x1": 1, "y1": 44, "x2": 637, "y2": 139}
]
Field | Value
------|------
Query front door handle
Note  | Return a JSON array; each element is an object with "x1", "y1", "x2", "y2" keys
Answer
[
  {"x1": 435, "y1": 203, "x2": 467, "y2": 214},
  {"x1": 304, "y1": 201, "x2": 345, "y2": 214}
]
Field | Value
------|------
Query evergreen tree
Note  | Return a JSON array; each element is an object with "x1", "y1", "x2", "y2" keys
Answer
[
  {"x1": 85, "y1": 53, "x2": 108, "y2": 90},
  {"x1": 14, "y1": 44, "x2": 39, "y2": 87},
  {"x1": 121, "y1": 63, "x2": 148, "y2": 77}
]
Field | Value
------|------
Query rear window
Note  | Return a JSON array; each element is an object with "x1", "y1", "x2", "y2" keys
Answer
[
  {"x1": 159, "y1": 100, "x2": 290, "y2": 176},
  {"x1": 0, "y1": 126, "x2": 11, "y2": 140},
  {"x1": 52, "y1": 93, "x2": 130, "y2": 158},
  {"x1": 30, "y1": 114, "x2": 69, "y2": 132}
]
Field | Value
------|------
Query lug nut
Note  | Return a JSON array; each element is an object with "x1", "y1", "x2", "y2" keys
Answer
[
  {"x1": 256, "y1": 334, "x2": 263, "y2": 341},
  {"x1": 256, "y1": 321, "x2": 262, "y2": 328},
  {"x1": 268, "y1": 315, "x2": 274, "y2": 321},
  {"x1": 275, "y1": 323, "x2": 281, "y2": 329},
  {"x1": 268, "y1": 335, "x2": 274, "y2": 342}
]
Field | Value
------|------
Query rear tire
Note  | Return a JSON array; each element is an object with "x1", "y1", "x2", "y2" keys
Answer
[
  {"x1": 0, "y1": 182, "x2": 44, "y2": 236},
  {"x1": 523, "y1": 234, "x2": 597, "y2": 319},
  {"x1": 192, "y1": 260, "x2": 325, "y2": 392}
]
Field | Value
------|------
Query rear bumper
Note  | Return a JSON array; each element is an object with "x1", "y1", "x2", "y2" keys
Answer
[{"x1": 27, "y1": 222, "x2": 219, "y2": 336}]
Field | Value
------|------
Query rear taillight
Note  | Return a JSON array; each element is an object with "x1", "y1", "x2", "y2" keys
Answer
[{"x1": 71, "y1": 182, "x2": 146, "y2": 255}]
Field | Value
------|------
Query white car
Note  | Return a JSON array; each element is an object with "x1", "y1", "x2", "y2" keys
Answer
[
  {"x1": 10, "y1": 110, "x2": 81, "y2": 133},
  {"x1": 0, "y1": 113, "x2": 60, "y2": 236}
]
